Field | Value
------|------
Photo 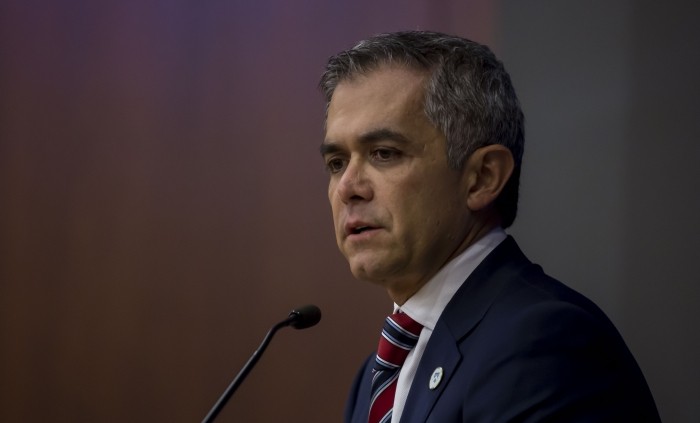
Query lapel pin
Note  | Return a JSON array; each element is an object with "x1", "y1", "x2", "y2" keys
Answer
[{"x1": 429, "y1": 367, "x2": 443, "y2": 390}]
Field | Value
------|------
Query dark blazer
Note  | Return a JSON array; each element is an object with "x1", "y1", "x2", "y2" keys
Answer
[{"x1": 344, "y1": 237, "x2": 660, "y2": 422}]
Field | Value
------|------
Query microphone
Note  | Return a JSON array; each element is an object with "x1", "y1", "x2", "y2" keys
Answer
[
  {"x1": 288, "y1": 304, "x2": 322, "y2": 329},
  {"x1": 201, "y1": 305, "x2": 322, "y2": 423}
]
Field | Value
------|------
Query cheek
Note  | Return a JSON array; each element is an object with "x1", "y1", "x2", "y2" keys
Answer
[
  {"x1": 398, "y1": 179, "x2": 464, "y2": 236},
  {"x1": 327, "y1": 183, "x2": 339, "y2": 215},
  {"x1": 328, "y1": 194, "x2": 344, "y2": 238},
  {"x1": 330, "y1": 204, "x2": 341, "y2": 232},
  {"x1": 327, "y1": 180, "x2": 336, "y2": 203}
]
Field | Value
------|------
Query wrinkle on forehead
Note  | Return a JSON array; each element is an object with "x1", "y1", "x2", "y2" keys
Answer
[{"x1": 325, "y1": 66, "x2": 433, "y2": 143}]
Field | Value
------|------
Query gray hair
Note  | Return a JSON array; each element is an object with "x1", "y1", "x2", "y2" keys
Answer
[{"x1": 319, "y1": 31, "x2": 525, "y2": 228}]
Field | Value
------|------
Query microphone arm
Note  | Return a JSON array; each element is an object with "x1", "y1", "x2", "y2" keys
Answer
[{"x1": 202, "y1": 305, "x2": 321, "y2": 423}]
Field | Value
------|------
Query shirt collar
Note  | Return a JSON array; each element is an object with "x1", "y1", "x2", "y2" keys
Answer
[{"x1": 396, "y1": 227, "x2": 507, "y2": 330}]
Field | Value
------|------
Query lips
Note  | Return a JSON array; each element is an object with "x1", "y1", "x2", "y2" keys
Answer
[
  {"x1": 351, "y1": 225, "x2": 375, "y2": 234},
  {"x1": 344, "y1": 220, "x2": 381, "y2": 237}
]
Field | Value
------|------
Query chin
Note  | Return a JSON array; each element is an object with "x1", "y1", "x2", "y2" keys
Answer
[
  {"x1": 349, "y1": 262, "x2": 399, "y2": 288},
  {"x1": 349, "y1": 261, "x2": 382, "y2": 284}
]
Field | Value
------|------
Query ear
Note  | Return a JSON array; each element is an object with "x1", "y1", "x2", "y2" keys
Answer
[{"x1": 464, "y1": 145, "x2": 515, "y2": 211}]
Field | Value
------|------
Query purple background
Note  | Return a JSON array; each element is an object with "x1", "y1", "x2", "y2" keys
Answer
[{"x1": 1, "y1": 1, "x2": 698, "y2": 421}]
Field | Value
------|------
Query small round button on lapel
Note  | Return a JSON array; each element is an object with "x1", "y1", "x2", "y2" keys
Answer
[{"x1": 429, "y1": 367, "x2": 443, "y2": 390}]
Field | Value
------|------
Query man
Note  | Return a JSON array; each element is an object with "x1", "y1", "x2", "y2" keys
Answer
[{"x1": 319, "y1": 31, "x2": 660, "y2": 422}]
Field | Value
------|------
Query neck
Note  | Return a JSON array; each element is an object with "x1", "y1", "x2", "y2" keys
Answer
[{"x1": 388, "y1": 218, "x2": 500, "y2": 305}]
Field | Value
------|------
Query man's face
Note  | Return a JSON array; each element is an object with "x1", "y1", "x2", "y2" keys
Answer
[{"x1": 322, "y1": 66, "x2": 475, "y2": 303}]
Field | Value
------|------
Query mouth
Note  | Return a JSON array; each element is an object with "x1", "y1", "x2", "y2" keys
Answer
[
  {"x1": 351, "y1": 225, "x2": 375, "y2": 235},
  {"x1": 345, "y1": 222, "x2": 380, "y2": 237}
]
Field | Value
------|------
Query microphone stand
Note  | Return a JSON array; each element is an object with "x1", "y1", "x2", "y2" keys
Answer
[{"x1": 201, "y1": 306, "x2": 320, "y2": 423}]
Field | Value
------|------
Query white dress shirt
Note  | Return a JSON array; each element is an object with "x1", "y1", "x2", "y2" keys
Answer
[{"x1": 390, "y1": 228, "x2": 507, "y2": 422}]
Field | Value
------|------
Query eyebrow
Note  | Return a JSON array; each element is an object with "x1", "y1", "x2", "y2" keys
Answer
[{"x1": 320, "y1": 128, "x2": 411, "y2": 156}]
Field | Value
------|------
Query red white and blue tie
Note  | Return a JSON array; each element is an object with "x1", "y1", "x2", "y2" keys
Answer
[{"x1": 368, "y1": 312, "x2": 423, "y2": 423}]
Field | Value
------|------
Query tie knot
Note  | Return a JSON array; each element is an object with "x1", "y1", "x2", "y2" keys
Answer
[{"x1": 374, "y1": 312, "x2": 423, "y2": 370}]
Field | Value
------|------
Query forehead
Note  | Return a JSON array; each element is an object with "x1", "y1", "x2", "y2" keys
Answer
[
  {"x1": 330, "y1": 65, "x2": 427, "y2": 109},
  {"x1": 325, "y1": 66, "x2": 431, "y2": 141}
]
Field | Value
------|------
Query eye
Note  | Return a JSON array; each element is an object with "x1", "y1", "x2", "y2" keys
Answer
[
  {"x1": 371, "y1": 148, "x2": 401, "y2": 162},
  {"x1": 325, "y1": 157, "x2": 346, "y2": 174}
]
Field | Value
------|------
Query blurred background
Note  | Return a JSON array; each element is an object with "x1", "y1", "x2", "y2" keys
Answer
[{"x1": 1, "y1": 0, "x2": 698, "y2": 421}]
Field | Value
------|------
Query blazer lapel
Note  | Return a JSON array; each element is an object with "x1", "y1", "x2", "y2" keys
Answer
[
  {"x1": 399, "y1": 237, "x2": 529, "y2": 422},
  {"x1": 399, "y1": 318, "x2": 461, "y2": 422}
]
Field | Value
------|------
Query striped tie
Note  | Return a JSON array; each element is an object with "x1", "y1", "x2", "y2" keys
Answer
[{"x1": 368, "y1": 312, "x2": 423, "y2": 423}]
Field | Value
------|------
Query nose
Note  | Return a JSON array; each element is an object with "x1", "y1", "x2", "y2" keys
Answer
[{"x1": 336, "y1": 158, "x2": 373, "y2": 204}]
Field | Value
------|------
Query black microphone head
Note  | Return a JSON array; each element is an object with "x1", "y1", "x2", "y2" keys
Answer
[{"x1": 288, "y1": 305, "x2": 322, "y2": 329}]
